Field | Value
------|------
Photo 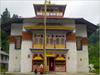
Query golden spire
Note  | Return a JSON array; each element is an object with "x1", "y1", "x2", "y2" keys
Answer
[
  {"x1": 48, "y1": 0, "x2": 51, "y2": 4},
  {"x1": 47, "y1": 0, "x2": 51, "y2": 5}
]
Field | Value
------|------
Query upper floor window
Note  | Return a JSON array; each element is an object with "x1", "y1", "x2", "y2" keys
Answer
[
  {"x1": 56, "y1": 35, "x2": 65, "y2": 45},
  {"x1": 38, "y1": 12, "x2": 63, "y2": 16},
  {"x1": 61, "y1": 37, "x2": 65, "y2": 44},
  {"x1": 34, "y1": 34, "x2": 43, "y2": 44},
  {"x1": 56, "y1": 36, "x2": 60, "y2": 44},
  {"x1": 47, "y1": 35, "x2": 53, "y2": 44},
  {"x1": 76, "y1": 37, "x2": 82, "y2": 50},
  {"x1": 33, "y1": 34, "x2": 65, "y2": 45},
  {"x1": 15, "y1": 36, "x2": 22, "y2": 49}
]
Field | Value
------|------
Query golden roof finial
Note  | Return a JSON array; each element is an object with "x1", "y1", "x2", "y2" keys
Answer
[{"x1": 47, "y1": 0, "x2": 51, "y2": 5}]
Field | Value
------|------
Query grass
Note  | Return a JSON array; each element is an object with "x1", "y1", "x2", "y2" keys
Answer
[
  {"x1": 95, "y1": 68, "x2": 100, "y2": 74},
  {"x1": 89, "y1": 68, "x2": 100, "y2": 74},
  {"x1": 1, "y1": 73, "x2": 16, "y2": 75}
]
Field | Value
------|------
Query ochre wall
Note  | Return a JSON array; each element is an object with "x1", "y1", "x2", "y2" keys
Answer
[{"x1": 67, "y1": 32, "x2": 76, "y2": 42}]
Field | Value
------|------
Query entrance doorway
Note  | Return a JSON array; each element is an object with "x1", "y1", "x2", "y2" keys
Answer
[{"x1": 47, "y1": 57, "x2": 55, "y2": 71}]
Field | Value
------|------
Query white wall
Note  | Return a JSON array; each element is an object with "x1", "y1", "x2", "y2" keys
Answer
[
  {"x1": 9, "y1": 44, "x2": 21, "y2": 72},
  {"x1": 76, "y1": 24, "x2": 89, "y2": 72},
  {"x1": 11, "y1": 23, "x2": 22, "y2": 36},
  {"x1": 77, "y1": 45, "x2": 89, "y2": 72},
  {"x1": 21, "y1": 41, "x2": 32, "y2": 73},
  {"x1": 66, "y1": 42, "x2": 77, "y2": 73},
  {"x1": 9, "y1": 23, "x2": 22, "y2": 72},
  {"x1": 76, "y1": 24, "x2": 87, "y2": 37}
]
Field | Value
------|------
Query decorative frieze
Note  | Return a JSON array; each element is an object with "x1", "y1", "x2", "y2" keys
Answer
[
  {"x1": 67, "y1": 32, "x2": 76, "y2": 42},
  {"x1": 22, "y1": 32, "x2": 32, "y2": 40},
  {"x1": 24, "y1": 25, "x2": 75, "y2": 30},
  {"x1": 81, "y1": 37, "x2": 88, "y2": 45}
]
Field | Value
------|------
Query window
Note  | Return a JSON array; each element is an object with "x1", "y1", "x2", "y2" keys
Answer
[
  {"x1": 68, "y1": 57, "x2": 70, "y2": 60},
  {"x1": 50, "y1": 38, "x2": 53, "y2": 44},
  {"x1": 1, "y1": 54, "x2": 4, "y2": 60},
  {"x1": 28, "y1": 54, "x2": 30, "y2": 58},
  {"x1": 80, "y1": 58, "x2": 82, "y2": 61},
  {"x1": 34, "y1": 34, "x2": 43, "y2": 44},
  {"x1": 34, "y1": 37, "x2": 38, "y2": 44},
  {"x1": 47, "y1": 35, "x2": 53, "y2": 44},
  {"x1": 61, "y1": 38, "x2": 64, "y2": 44},
  {"x1": 76, "y1": 37, "x2": 82, "y2": 50},
  {"x1": 56, "y1": 35, "x2": 65, "y2": 45},
  {"x1": 15, "y1": 36, "x2": 22, "y2": 49},
  {"x1": 15, "y1": 56, "x2": 18, "y2": 59},
  {"x1": 46, "y1": 35, "x2": 48, "y2": 44},
  {"x1": 37, "y1": 12, "x2": 42, "y2": 16},
  {"x1": 39, "y1": 35, "x2": 43, "y2": 44},
  {"x1": 56, "y1": 37, "x2": 60, "y2": 44}
]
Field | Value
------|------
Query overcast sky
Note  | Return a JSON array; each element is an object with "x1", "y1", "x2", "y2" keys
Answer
[{"x1": 1, "y1": 0, "x2": 100, "y2": 25}]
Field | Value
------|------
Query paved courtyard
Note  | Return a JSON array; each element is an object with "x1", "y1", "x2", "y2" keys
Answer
[{"x1": 2, "y1": 72, "x2": 97, "y2": 75}]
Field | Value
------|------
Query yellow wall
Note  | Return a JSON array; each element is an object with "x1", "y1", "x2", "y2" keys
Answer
[
  {"x1": 34, "y1": 44, "x2": 43, "y2": 49},
  {"x1": 55, "y1": 44, "x2": 65, "y2": 49},
  {"x1": 33, "y1": 44, "x2": 65, "y2": 49},
  {"x1": 46, "y1": 44, "x2": 54, "y2": 49}
]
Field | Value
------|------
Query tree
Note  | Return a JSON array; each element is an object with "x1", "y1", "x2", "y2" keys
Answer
[
  {"x1": 1, "y1": 30, "x2": 9, "y2": 53},
  {"x1": 1, "y1": 8, "x2": 11, "y2": 33},
  {"x1": 88, "y1": 23, "x2": 100, "y2": 73},
  {"x1": 89, "y1": 24, "x2": 99, "y2": 44},
  {"x1": 12, "y1": 14, "x2": 18, "y2": 19},
  {"x1": 1, "y1": 8, "x2": 11, "y2": 24},
  {"x1": 1, "y1": 8, "x2": 11, "y2": 53},
  {"x1": 1, "y1": 8, "x2": 20, "y2": 53}
]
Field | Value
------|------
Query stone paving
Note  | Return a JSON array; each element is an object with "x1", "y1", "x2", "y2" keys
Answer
[{"x1": 3, "y1": 72, "x2": 98, "y2": 75}]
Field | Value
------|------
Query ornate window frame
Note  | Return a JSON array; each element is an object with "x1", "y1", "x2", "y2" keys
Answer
[
  {"x1": 15, "y1": 36, "x2": 22, "y2": 49},
  {"x1": 76, "y1": 37, "x2": 82, "y2": 50}
]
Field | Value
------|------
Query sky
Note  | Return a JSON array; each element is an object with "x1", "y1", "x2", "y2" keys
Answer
[{"x1": 1, "y1": 0, "x2": 100, "y2": 25}]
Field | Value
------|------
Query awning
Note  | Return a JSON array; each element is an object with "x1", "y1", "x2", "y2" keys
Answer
[
  {"x1": 33, "y1": 56, "x2": 43, "y2": 61},
  {"x1": 46, "y1": 53, "x2": 55, "y2": 57},
  {"x1": 55, "y1": 57, "x2": 65, "y2": 61}
]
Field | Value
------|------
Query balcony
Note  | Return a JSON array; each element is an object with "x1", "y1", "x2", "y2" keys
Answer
[
  {"x1": 32, "y1": 44, "x2": 66, "y2": 49},
  {"x1": 0, "y1": 59, "x2": 8, "y2": 64},
  {"x1": 30, "y1": 48, "x2": 68, "y2": 54}
]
